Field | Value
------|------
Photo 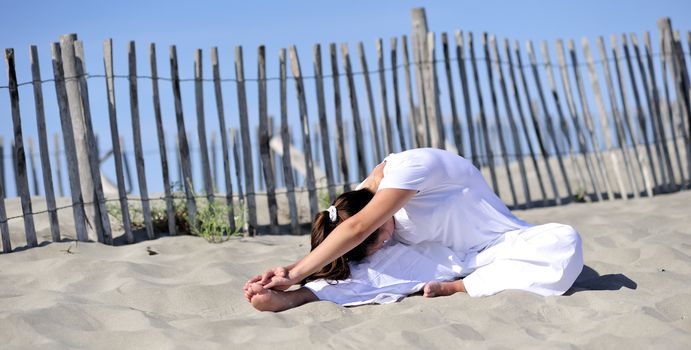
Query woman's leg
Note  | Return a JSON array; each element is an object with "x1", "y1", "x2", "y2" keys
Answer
[
  {"x1": 462, "y1": 223, "x2": 583, "y2": 297},
  {"x1": 247, "y1": 283, "x2": 319, "y2": 312}
]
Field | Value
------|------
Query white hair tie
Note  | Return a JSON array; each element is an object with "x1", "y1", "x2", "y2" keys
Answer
[{"x1": 327, "y1": 205, "x2": 338, "y2": 222}]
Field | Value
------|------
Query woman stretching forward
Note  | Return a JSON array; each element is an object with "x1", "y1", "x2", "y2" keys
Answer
[{"x1": 245, "y1": 148, "x2": 583, "y2": 311}]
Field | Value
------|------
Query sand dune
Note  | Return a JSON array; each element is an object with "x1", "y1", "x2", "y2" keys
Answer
[{"x1": 1, "y1": 191, "x2": 690, "y2": 349}]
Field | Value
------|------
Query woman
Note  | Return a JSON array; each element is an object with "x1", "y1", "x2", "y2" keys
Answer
[{"x1": 244, "y1": 148, "x2": 583, "y2": 311}]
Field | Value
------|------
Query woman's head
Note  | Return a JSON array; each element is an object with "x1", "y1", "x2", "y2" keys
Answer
[{"x1": 304, "y1": 188, "x2": 385, "y2": 283}]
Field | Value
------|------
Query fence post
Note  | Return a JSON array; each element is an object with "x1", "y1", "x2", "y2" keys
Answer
[
  {"x1": 376, "y1": 39, "x2": 394, "y2": 156},
  {"x1": 0, "y1": 136, "x2": 4, "y2": 199},
  {"x1": 289, "y1": 46, "x2": 319, "y2": 220},
  {"x1": 357, "y1": 42, "x2": 383, "y2": 162},
  {"x1": 103, "y1": 39, "x2": 134, "y2": 243},
  {"x1": 329, "y1": 43, "x2": 351, "y2": 191},
  {"x1": 127, "y1": 41, "x2": 154, "y2": 240},
  {"x1": 389, "y1": 37, "x2": 406, "y2": 152},
  {"x1": 149, "y1": 43, "x2": 176, "y2": 236},
  {"x1": 401, "y1": 35, "x2": 422, "y2": 149},
  {"x1": 210, "y1": 47, "x2": 237, "y2": 233},
  {"x1": 258, "y1": 45, "x2": 279, "y2": 233},
  {"x1": 170, "y1": 45, "x2": 197, "y2": 229},
  {"x1": 455, "y1": 31, "x2": 480, "y2": 169},
  {"x1": 59, "y1": 34, "x2": 101, "y2": 241},
  {"x1": 313, "y1": 44, "x2": 337, "y2": 202},
  {"x1": 29, "y1": 45, "x2": 61, "y2": 242},
  {"x1": 234, "y1": 46, "x2": 257, "y2": 235},
  {"x1": 279, "y1": 48, "x2": 300, "y2": 233},
  {"x1": 51, "y1": 42, "x2": 89, "y2": 242},
  {"x1": 441, "y1": 33, "x2": 463, "y2": 156},
  {"x1": 411, "y1": 8, "x2": 431, "y2": 147},
  {"x1": 194, "y1": 49, "x2": 215, "y2": 203},
  {"x1": 341, "y1": 43, "x2": 368, "y2": 180},
  {"x1": 5, "y1": 48, "x2": 38, "y2": 248},
  {"x1": 74, "y1": 41, "x2": 113, "y2": 244}
]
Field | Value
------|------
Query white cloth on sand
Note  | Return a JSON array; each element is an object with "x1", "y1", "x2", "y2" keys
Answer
[{"x1": 304, "y1": 223, "x2": 583, "y2": 306}]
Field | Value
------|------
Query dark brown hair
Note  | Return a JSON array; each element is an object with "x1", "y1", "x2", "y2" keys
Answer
[{"x1": 303, "y1": 188, "x2": 379, "y2": 283}]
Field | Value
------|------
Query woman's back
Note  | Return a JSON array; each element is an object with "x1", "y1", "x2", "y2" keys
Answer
[{"x1": 379, "y1": 148, "x2": 531, "y2": 253}]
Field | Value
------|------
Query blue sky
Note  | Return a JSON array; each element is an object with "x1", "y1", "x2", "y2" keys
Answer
[{"x1": 1, "y1": 0, "x2": 689, "y2": 196}]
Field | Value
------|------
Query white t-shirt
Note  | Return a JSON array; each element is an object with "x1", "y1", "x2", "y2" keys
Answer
[{"x1": 378, "y1": 148, "x2": 531, "y2": 253}]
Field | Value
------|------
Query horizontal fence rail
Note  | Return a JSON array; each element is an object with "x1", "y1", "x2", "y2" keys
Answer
[{"x1": 0, "y1": 10, "x2": 689, "y2": 253}]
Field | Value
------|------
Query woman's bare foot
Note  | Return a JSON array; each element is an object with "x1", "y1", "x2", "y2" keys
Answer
[
  {"x1": 423, "y1": 280, "x2": 466, "y2": 298},
  {"x1": 247, "y1": 283, "x2": 318, "y2": 312}
]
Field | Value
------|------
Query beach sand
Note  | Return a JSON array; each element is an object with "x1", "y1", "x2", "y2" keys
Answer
[{"x1": 1, "y1": 191, "x2": 690, "y2": 349}]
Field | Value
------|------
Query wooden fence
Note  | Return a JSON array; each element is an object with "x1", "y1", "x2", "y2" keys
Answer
[{"x1": 0, "y1": 9, "x2": 689, "y2": 252}]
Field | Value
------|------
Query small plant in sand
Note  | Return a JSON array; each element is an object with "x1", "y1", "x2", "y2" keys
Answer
[
  {"x1": 318, "y1": 187, "x2": 345, "y2": 209},
  {"x1": 184, "y1": 181, "x2": 245, "y2": 243}
]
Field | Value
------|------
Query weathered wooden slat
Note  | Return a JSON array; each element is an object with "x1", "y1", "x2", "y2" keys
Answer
[
  {"x1": 484, "y1": 34, "x2": 518, "y2": 207},
  {"x1": 234, "y1": 46, "x2": 257, "y2": 235},
  {"x1": 27, "y1": 138, "x2": 39, "y2": 196},
  {"x1": 0, "y1": 136, "x2": 5, "y2": 199},
  {"x1": 596, "y1": 37, "x2": 640, "y2": 198},
  {"x1": 527, "y1": 40, "x2": 573, "y2": 203},
  {"x1": 554, "y1": 40, "x2": 603, "y2": 201},
  {"x1": 169, "y1": 45, "x2": 197, "y2": 227},
  {"x1": 630, "y1": 33, "x2": 669, "y2": 188},
  {"x1": 623, "y1": 36, "x2": 659, "y2": 192},
  {"x1": 103, "y1": 39, "x2": 133, "y2": 242},
  {"x1": 60, "y1": 34, "x2": 103, "y2": 241},
  {"x1": 567, "y1": 39, "x2": 615, "y2": 201},
  {"x1": 313, "y1": 44, "x2": 337, "y2": 202},
  {"x1": 426, "y1": 32, "x2": 445, "y2": 149},
  {"x1": 127, "y1": 41, "x2": 154, "y2": 240},
  {"x1": 210, "y1": 47, "x2": 236, "y2": 233},
  {"x1": 515, "y1": 41, "x2": 560, "y2": 205},
  {"x1": 149, "y1": 43, "x2": 176, "y2": 236},
  {"x1": 657, "y1": 31, "x2": 686, "y2": 186},
  {"x1": 258, "y1": 45, "x2": 279, "y2": 233},
  {"x1": 468, "y1": 32, "x2": 499, "y2": 194},
  {"x1": 0, "y1": 177, "x2": 9, "y2": 252},
  {"x1": 390, "y1": 37, "x2": 406, "y2": 152},
  {"x1": 51, "y1": 42, "x2": 88, "y2": 242},
  {"x1": 582, "y1": 38, "x2": 629, "y2": 199},
  {"x1": 357, "y1": 42, "x2": 383, "y2": 162},
  {"x1": 659, "y1": 20, "x2": 691, "y2": 184},
  {"x1": 279, "y1": 48, "x2": 300, "y2": 234},
  {"x1": 74, "y1": 41, "x2": 113, "y2": 244},
  {"x1": 491, "y1": 36, "x2": 531, "y2": 209},
  {"x1": 53, "y1": 134, "x2": 63, "y2": 197},
  {"x1": 30, "y1": 45, "x2": 60, "y2": 241},
  {"x1": 194, "y1": 49, "x2": 214, "y2": 202},
  {"x1": 643, "y1": 33, "x2": 676, "y2": 188},
  {"x1": 5, "y1": 48, "x2": 38, "y2": 248},
  {"x1": 539, "y1": 41, "x2": 585, "y2": 200},
  {"x1": 441, "y1": 32, "x2": 463, "y2": 156},
  {"x1": 411, "y1": 8, "x2": 431, "y2": 147},
  {"x1": 504, "y1": 39, "x2": 547, "y2": 205},
  {"x1": 456, "y1": 31, "x2": 479, "y2": 168},
  {"x1": 401, "y1": 35, "x2": 421, "y2": 148},
  {"x1": 289, "y1": 46, "x2": 319, "y2": 219},
  {"x1": 341, "y1": 43, "x2": 368, "y2": 180},
  {"x1": 611, "y1": 35, "x2": 654, "y2": 197},
  {"x1": 672, "y1": 31, "x2": 691, "y2": 182},
  {"x1": 230, "y1": 128, "x2": 249, "y2": 233},
  {"x1": 211, "y1": 132, "x2": 218, "y2": 191},
  {"x1": 329, "y1": 43, "x2": 350, "y2": 191},
  {"x1": 376, "y1": 39, "x2": 394, "y2": 156}
]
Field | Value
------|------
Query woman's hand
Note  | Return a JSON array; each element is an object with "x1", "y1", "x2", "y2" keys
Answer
[
  {"x1": 244, "y1": 266, "x2": 292, "y2": 292},
  {"x1": 262, "y1": 270, "x2": 298, "y2": 290}
]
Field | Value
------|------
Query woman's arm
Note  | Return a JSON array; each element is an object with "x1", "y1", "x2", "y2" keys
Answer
[{"x1": 263, "y1": 188, "x2": 416, "y2": 289}]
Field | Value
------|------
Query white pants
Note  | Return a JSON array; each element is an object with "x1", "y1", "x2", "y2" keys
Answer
[{"x1": 305, "y1": 223, "x2": 583, "y2": 305}]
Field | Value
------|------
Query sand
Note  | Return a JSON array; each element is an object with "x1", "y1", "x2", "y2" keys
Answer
[{"x1": 1, "y1": 191, "x2": 690, "y2": 349}]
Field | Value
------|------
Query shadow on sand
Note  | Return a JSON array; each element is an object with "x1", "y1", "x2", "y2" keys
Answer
[{"x1": 566, "y1": 265, "x2": 637, "y2": 295}]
